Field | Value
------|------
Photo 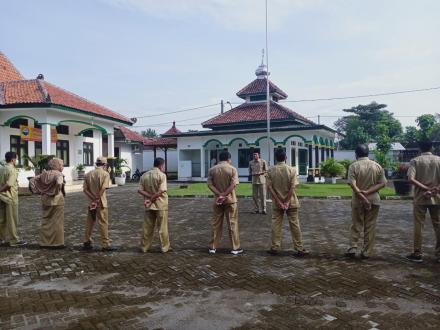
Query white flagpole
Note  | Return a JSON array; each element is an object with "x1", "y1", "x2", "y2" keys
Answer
[{"x1": 265, "y1": 0, "x2": 271, "y2": 166}]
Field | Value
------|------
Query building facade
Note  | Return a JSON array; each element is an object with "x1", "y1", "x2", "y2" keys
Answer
[
  {"x1": 0, "y1": 52, "x2": 133, "y2": 185},
  {"x1": 165, "y1": 61, "x2": 337, "y2": 181}
]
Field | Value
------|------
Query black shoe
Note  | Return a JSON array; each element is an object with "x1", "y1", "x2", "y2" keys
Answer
[
  {"x1": 102, "y1": 246, "x2": 118, "y2": 252},
  {"x1": 360, "y1": 253, "x2": 369, "y2": 260},
  {"x1": 40, "y1": 245, "x2": 65, "y2": 250},
  {"x1": 9, "y1": 240, "x2": 27, "y2": 247},
  {"x1": 254, "y1": 210, "x2": 260, "y2": 214},
  {"x1": 293, "y1": 250, "x2": 309, "y2": 258},
  {"x1": 405, "y1": 253, "x2": 423, "y2": 263},
  {"x1": 344, "y1": 248, "x2": 356, "y2": 259},
  {"x1": 267, "y1": 249, "x2": 279, "y2": 256},
  {"x1": 0, "y1": 240, "x2": 8, "y2": 247},
  {"x1": 231, "y1": 248, "x2": 244, "y2": 255},
  {"x1": 82, "y1": 241, "x2": 93, "y2": 251},
  {"x1": 262, "y1": 210, "x2": 267, "y2": 215}
]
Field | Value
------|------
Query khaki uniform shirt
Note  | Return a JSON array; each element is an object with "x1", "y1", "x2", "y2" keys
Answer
[
  {"x1": 249, "y1": 159, "x2": 267, "y2": 184},
  {"x1": 407, "y1": 152, "x2": 440, "y2": 205},
  {"x1": 207, "y1": 161, "x2": 239, "y2": 204},
  {"x1": 42, "y1": 176, "x2": 65, "y2": 206},
  {"x1": 266, "y1": 161, "x2": 299, "y2": 209},
  {"x1": 347, "y1": 157, "x2": 387, "y2": 206},
  {"x1": 83, "y1": 167, "x2": 111, "y2": 208},
  {"x1": 0, "y1": 163, "x2": 18, "y2": 204},
  {"x1": 139, "y1": 168, "x2": 168, "y2": 210}
]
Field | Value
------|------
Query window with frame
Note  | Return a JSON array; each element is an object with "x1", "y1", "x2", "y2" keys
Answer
[
  {"x1": 249, "y1": 95, "x2": 267, "y2": 102},
  {"x1": 35, "y1": 141, "x2": 42, "y2": 156},
  {"x1": 238, "y1": 148, "x2": 260, "y2": 168},
  {"x1": 10, "y1": 135, "x2": 28, "y2": 166},
  {"x1": 56, "y1": 140, "x2": 69, "y2": 166},
  {"x1": 83, "y1": 142, "x2": 94, "y2": 166}
]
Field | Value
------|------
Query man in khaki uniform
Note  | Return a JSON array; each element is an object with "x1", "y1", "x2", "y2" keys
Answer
[
  {"x1": 138, "y1": 157, "x2": 171, "y2": 253},
  {"x1": 249, "y1": 152, "x2": 268, "y2": 214},
  {"x1": 207, "y1": 151, "x2": 243, "y2": 255},
  {"x1": 346, "y1": 144, "x2": 387, "y2": 259},
  {"x1": 406, "y1": 139, "x2": 440, "y2": 263},
  {"x1": 267, "y1": 149, "x2": 307, "y2": 256},
  {"x1": 83, "y1": 156, "x2": 115, "y2": 251},
  {"x1": 0, "y1": 152, "x2": 26, "y2": 247}
]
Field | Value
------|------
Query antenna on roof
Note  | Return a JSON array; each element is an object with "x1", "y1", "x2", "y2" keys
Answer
[{"x1": 36, "y1": 74, "x2": 44, "y2": 80}]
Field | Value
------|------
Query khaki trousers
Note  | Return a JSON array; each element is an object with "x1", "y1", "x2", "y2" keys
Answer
[
  {"x1": 40, "y1": 205, "x2": 64, "y2": 247},
  {"x1": 0, "y1": 201, "x2": 19, "y2": 244},
  {"x1": 413, "y1": 204, "x2": 440, "y2": 257},
  {"x1": 209, "y1": 203, "x2": 240, "y2": 250},
  {"x1": 84, "y1": 207, "x2": 110, "y2": 247},
  {"x1": 350, "y1": 204, "x2": 380, "y2": 257},
  {"x1": 141, "y1": 209, "x2": 170, "y2": 253},
  {"x1": 252, "y1": 184, "x2": 267, "y2": 212},
  {"x1": 271, "y1": 207, "x2": 304, "y2": 251}
]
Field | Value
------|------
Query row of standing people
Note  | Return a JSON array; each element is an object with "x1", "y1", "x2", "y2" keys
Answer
[{"x1": 0, "y1": 141, "x2": 439, "y2": 263}]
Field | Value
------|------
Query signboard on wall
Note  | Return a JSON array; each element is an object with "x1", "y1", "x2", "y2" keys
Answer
[{"x1": 20, "y1": 125, "x2": 58, "y2": 142}]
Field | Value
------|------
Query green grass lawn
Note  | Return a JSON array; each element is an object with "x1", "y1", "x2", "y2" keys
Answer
[{"x1": 168, "y1": 182, "x2": 396, "y2": 198}]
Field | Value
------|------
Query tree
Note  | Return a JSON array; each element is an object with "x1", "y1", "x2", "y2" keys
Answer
[
  {"x1": 141, "y1": 128, "x2": 158, "y2": 138},
  {"x1": 334, "y1": 102, "x2": 402, "y2": 150},
  {"x1": 401, "y1": 114, "x2": 440, "y2": 147}
]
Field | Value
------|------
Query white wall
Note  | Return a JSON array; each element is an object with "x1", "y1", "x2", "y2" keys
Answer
[
  {"x1": 142, "y1": 149, "x2": 177, "y2": 172},
  {"x1": 333, "y1": 150, "x2": 356, "y2": 161}
]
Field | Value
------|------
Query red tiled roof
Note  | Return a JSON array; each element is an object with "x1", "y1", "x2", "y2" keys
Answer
[
  {"x1": 163, "y1": 121, "x2": 181, "y2": 135},
  {"x1": 143, "y1": 137, "x2": 177, "y2": 147},
  {"x1": 0, "y1": 80, "x2": 46, "y2": 104},
  {"x1": 116, "y1": 126, "x2": 144, "y2": 143},
  {"x1": 0, "y1": 52, "x2": 132, "y2": 124},
  {"x1": 236, "y1": 78, "x2": 288, "y2": 99},
  {"x1": 42, "y1": 81, "x2": 132, "y2": 124},
  {"x1": 0, "y1": 78, "x2": 132, "y2": 124},
  {"x1": 202, "y1": 101, "x2": 315, "y2": 127},
  {"x1": 0, "y1": 52, "x2": 24, "y2": 82}
]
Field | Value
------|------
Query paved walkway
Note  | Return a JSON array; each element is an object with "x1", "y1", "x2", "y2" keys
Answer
[{"x1": 1, "y1": 184, "x2": 439, "y2": 329}]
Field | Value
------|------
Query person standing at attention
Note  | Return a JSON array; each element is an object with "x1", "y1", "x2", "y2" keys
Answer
[
  {"x1": 83, "y1": 157, "x2": 116, "y2": 251},
  {"x1": 345, "y1": 144, "x2": 387, "y2": 259},
  {"x1": 406, "y1": 139, "x2": 440, "y2": 263},
  {"x1": 0, "y1": 151, "x2": 26, "y2": 247},
  {"x1": 30, "y1": 158, "x2": 66, "y2": 248},
  {"x1": 138, "y1": 157, "x2": 171, "y2": 253},
  {"x1": 267, "y1": 149, "x2": 308, "y2": 257},
  {"x1": 249, "y1": 152, "x2": 268, "y2": 214},
  {"x1": 207, "y1": 151, "x2": 243, "y2": 255}
]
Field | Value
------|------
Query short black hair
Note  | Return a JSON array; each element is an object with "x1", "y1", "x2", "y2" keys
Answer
[
  {"x1": 5, "y1": 151, "x2": 17, "y2": 163},
  {"x1": 154, "y1": 157, "x2": 165, "y2": 167},
  {"x1": 219, "y1": 151, "x2": 231, "y2": 161},
  {"x1": 418, "y1": 139, "x2": 433, "y2": 152},
  {"x1": 355, "y1": 144, "x2": 369, "y2": 158},
  {"x1": 275, "y1": 149, "x2": 286, "y2": 162}
]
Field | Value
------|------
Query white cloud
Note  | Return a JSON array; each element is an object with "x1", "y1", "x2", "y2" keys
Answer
[{"x1": 99, "y1": 0, "x2": 322, "y2": 31}]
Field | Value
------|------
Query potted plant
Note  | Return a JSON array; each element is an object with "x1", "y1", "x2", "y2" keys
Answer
[
  {"x1": 76, "y1": 164, "x2": 85, "y2": 180},
  {"x1": 114, "y1": 158, "x2": 130, "y2": 186},
  {"x1": 23, "y1": 155, "x2": 54, "y2": 175},
  {"x1": 320, "y1": 158, "x2": 345, "y2": 184},
  {"x1": 392, "y1": 163, "x2": 411, "y2": 196}
]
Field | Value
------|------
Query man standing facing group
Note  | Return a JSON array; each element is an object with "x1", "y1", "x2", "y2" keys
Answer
[{"x1": 249, "y1": 152, "x2": 267, "y2": 214}]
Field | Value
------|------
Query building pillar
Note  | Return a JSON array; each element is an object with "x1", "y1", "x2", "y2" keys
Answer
[
  {"x1": 107, "y1": 133, "x2": 114, "y2": 157},
  {"x1": 95, "y1": 130, "x2": 103, "y2": 157},
  {"x1": 314, "y1": 146, "x2": 319, "y2": 167},
  {"x1": 42, "y1": 124, "x2": 52, "y2": 155},
  {"x1": 308, "y1": 145, "x2": 313, "y2": 168},
  {"x1": 200, "y1": 147, "x2": 205, "y2": 179},
  {"x1": 331, "y1": 148, "x2": 334, "y2": 158},
  {"x1": 164, "y1": 147, "x2": 168, "y2": 174}
]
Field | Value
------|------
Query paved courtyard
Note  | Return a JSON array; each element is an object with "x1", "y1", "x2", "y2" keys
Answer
[{"x1": 1, "y1": 183, "x2": 440, "y2": 329}]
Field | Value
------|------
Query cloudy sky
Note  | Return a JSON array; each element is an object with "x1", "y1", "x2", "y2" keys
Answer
[{"x1": 1, "y1": 0, "x2": 439, "y2": 133}]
